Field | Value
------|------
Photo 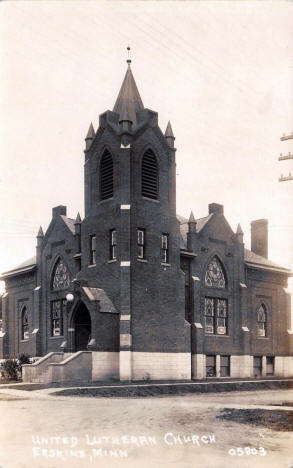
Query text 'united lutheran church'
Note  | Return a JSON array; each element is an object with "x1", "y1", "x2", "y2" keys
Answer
[{"x1": 1, "y1": 57, "x2": 292, "y2": 383}]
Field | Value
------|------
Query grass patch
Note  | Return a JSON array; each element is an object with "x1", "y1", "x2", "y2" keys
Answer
[{"x1": 217, "y1": 408, "x2": 293, "y2": 432}]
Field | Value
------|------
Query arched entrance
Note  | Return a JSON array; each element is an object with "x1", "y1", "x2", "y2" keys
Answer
[{"x1": 72, "y1": 302, "x2": 91, "y2": 351}]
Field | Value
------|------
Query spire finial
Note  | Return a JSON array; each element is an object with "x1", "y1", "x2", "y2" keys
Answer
[{"x1": 126, "y1": 46, "x2": 131, "y2": 66}]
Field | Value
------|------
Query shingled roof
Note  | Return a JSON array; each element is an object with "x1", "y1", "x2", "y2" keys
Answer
[
  {"x1": 177, "y1": 214, "x2": 290, "y2": 275},
  {"x1": 1, "y1": 215, "x2": 76, "y2": 279},
  {"x1": 1, "y1": 256, "x2": 37, "y2": 278},
  {"x1": 177, "y1": 213, "x2": 213, "y2": 249},
  {"x1": 244, "y1": 249, "x2": 290, "y2": 274},
  {"x1": 1, "y1": 215, "x2": 290, "y2": 279},
  {"x1": 60, "y1": 215, "x2": 75, "y2": 235},
  {"x1": 113, "y1": 63, "x2": 144, "y2": 126}
]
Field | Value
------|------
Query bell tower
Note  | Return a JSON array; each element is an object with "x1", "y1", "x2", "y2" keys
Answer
[{"x1": 81, "y1": 53, "x2": 190, "y2": 381}]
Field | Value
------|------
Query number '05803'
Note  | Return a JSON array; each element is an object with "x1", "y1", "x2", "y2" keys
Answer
[{"x1": 228, "y1": 447, "x2": 267, "y2": 456}]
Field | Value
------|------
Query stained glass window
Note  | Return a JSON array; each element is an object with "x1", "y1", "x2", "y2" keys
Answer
[
  {"x1": 204, "y1": 298, "x2": 215, "y2": 334},
  {"x1": 257, "y1": 304, "x2": 267, "y2": 337},
  {"x1": 204, "y1": 297, "x2": 228, "y2": 335},
  {"x1": 51, "y1": 300, "x2": 66, "y2": 337},
  {"x1": 52, "y1": 259, "x2": 70, "y2": 290},
  {"x1": 22, "y1": 307, "x2": 29, "y2": 340},
  {"x1": 205, "y1": 257, "x2": 226, "y2": 288}
]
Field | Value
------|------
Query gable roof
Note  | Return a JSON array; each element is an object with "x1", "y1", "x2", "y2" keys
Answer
[
  {"x1": 244, "y1": 249, "x2": 290, "y2": 274},
  {"x1": 60, "y1": 215, "x2": 75, "y2": 235},
  {"x1": 1, "y1": 216, "x2": 76, "y2": 279},
  {"x1": 177, "y1": 213, "x2": 214, "y2": 249},
  {"x1": 177, "y1": 214, "x2": 290, "y2": 275}
]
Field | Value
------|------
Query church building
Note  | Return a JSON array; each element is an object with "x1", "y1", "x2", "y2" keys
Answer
[{"x1": 1, "y1": 58, "x2": 292, "y2": 383}]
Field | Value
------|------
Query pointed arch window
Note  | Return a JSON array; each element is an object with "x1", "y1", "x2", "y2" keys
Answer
[
  {"x1": 21, "y1": 306, "x2": 29, "y2": 340},
  {"x1": 141, "y1": 149, "x2": 158, "y2": 200},
  {"x1": 205, "y1": 257, "x2": 226, "y2": 288},
  {"x1": 204, "y1": 257, "x2": 228, "y2": 335},
  {"x1": 100, "y1": 150, "x2": 114, "y2": 200},
  {"x1": 257, "y1": 304, "x2": 267, "y2": 337},
  {"x1": 51, "y1": 258, "x2": 70, "y2": 291}
]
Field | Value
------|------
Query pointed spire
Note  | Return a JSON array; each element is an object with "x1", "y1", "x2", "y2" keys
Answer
[
  {"x1": 86, "y1": 122, "x2": 95, "y2": 140},
  {"x1": 188, "y1": 211, "x2": 196, "y2": 224},
  {"x1": 37, "y1": 226, "x2": 44, "y2": 237},
  {"x1": 236, "y1": 223, "x2": 244, "y2": 244},
  {"x1": 165, "y1": 121, "x2": 175, "y2": 148},
  {"x1": 85, "y1": 123, "x2": 95, "y2": 150},
  {"x1": 74, "y1": 212, "x2": 81, "y2": 225},
  {"x1": 113, "y1": 56, "x2": 144, "y2": 126},
  {"x1": 236, "y1": 223, "x2": 243, "y2": 235},
  {"x1": 36, "y1": 226, "x2": 44, "y2": 252},
  {"x1": 74, "y1": 212, "x2": 81, "y2": 237},
  {"x1": 165, "y1": 121, "x2": 174, "y2": 138},
  {"x1": 188, "y1": 211, "x2": 197, "y2": 234}
]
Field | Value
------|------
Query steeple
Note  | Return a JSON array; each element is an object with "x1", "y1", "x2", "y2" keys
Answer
[{"x1": 113, "y1": 53, "x2": 144, "y2": 126}]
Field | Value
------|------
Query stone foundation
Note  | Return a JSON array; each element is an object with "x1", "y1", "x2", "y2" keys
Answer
[
  {"x1": 132, "y1": 352, "x2": 191, "y2": 380},
  {"x1": 230, "y1": 355, "x2": 252, "y2": 378},
  {"x1": 92, "y1": 352, "x2": 119, "y2": 380},
  {"x1": 191, "y1": 354, "x2": 205, "y2": 379}
]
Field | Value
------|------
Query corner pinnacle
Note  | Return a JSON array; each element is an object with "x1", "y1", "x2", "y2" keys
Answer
[
  {"x1": 188, "y1": 211, "x2": 196, "y2": 224},
  {"x1": 37, "y1": 226, "x2": 44, "y2": 237}
]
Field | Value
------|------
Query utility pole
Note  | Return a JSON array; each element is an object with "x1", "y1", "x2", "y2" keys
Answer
[{"x1": 279, "y1": 132, "x2": 293, "y2": 182}]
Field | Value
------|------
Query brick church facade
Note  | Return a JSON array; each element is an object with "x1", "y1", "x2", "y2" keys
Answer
[{"x1": 1, "y1": 60, "x2": 292, "y2": 382}]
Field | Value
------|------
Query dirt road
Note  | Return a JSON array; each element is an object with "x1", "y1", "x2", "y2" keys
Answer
[{"x1": 0, "y1": 388, "x2": 292, "y2": 468}]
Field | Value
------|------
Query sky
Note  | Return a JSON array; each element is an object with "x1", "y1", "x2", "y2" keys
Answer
[{"x1": 0, "y1": 1, "x2": 293, "y2": 296}]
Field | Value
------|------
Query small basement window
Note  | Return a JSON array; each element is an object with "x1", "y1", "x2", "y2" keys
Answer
[
  {"x1": 266, "y1": 356, "x2": 274, "y2": 376},
  {"x1": 220, "y1": 355, "x2": 230, "y2": 377},
  {"x1": 206, "y1": 355, "x2": 216, "y2": 377},
  {"x1": 253, "y1": 356, "x2": 262, "y2": 377}
]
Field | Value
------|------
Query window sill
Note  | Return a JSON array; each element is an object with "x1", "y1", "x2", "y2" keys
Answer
[
  {"x1": 20, "y1": 339, "x2": 29, "y2": 343},
  {"x1": 108, "y1": 259, "x2": 117, "y2": 264},
  {"x1": 205, "y1": 334, "x2": 230, "y2": 338},
  {"x1": 99, "y1": 197, "x2": 114, "y2": 204},
  {"x1": 161, "y1": 263, "x2": 171, "y2": 267},
  {"x1": 137, "y1": 258, "x2": 148, "y2": 263},
  {"x1": 50, "y1": 336, "x2": 64, "y2": 340},
  {"x1": 88, "y1": 264, "x2": 96, "y2": 268},
  {"x1": 142, "y1": 197, "x2": 160, "y2": 203}
]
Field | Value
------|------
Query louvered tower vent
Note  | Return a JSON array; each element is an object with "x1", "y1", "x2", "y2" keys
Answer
[
  {"x1": 100, "y1": 150, "x2": 114, "y2": 200},
  {"x1": 141, "y1": 149, "x2": 158, "y2": 199}
]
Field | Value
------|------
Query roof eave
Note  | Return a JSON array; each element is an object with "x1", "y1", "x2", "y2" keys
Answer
[
  {"x1": 0, "y1": 264, "x2": 37, "y2": 280},
  {"x1": 245, "y1": 261, "x2": 292, "y2": 276}
]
